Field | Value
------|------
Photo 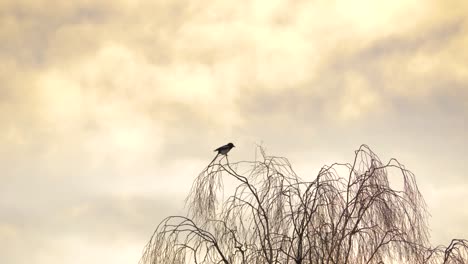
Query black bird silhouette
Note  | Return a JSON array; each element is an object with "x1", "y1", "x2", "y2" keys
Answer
[{"x1": 214, "y1": 142, "x2": 235, "y2": 155}]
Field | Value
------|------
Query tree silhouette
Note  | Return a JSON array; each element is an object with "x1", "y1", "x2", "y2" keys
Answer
[{"x1": 139, "y1": 145, "x2": 467, "y2": 264}]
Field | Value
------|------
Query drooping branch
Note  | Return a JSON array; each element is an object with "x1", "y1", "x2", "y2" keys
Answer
[{"x1": 140, "y1": 145, "x2": 468, "y2": 264}]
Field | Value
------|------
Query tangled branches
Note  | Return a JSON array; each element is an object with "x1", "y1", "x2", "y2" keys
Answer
[{"x1": 140, "y1": 145, "x2": 468, "y2": 264}]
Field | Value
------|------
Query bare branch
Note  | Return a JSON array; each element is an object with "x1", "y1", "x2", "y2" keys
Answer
[{"x1": 140, "y1": 145, "x2": 467, "y2": 264}]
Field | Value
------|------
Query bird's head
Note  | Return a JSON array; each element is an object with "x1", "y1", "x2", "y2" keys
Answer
[{"x1": 228, "y1": 142, "x2": 235, "y2": 148}]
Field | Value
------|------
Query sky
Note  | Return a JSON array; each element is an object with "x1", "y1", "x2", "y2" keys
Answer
[{"x1": 1, "y1": 1, "x2": 467, "y2": 263}]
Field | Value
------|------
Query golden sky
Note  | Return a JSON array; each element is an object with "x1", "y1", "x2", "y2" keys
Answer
[{"x1": 1, "y1": 1, "x2": 468, "y2": 263}]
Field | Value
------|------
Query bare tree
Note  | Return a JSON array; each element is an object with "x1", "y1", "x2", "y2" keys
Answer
[{"x1": 139, "y1": 145, "x2": 468, "y2": 264}]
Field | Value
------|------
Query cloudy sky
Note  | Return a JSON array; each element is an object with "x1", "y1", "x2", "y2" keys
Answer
[{"x1": 1, "y1": 0, "x2": 468, "y2": 263}]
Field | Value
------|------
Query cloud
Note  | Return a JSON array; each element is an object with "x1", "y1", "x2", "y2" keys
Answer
[
  {"x1": 0, "y1": 193, "x2": 181, "y2": 264},
  {"x1": 1, "y1": 1, "x2": 468, "y2": 264}
]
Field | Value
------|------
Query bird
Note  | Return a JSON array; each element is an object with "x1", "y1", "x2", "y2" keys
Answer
[{"x1": 214, "y1": 142, "x2": 235, "y2": 156}]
